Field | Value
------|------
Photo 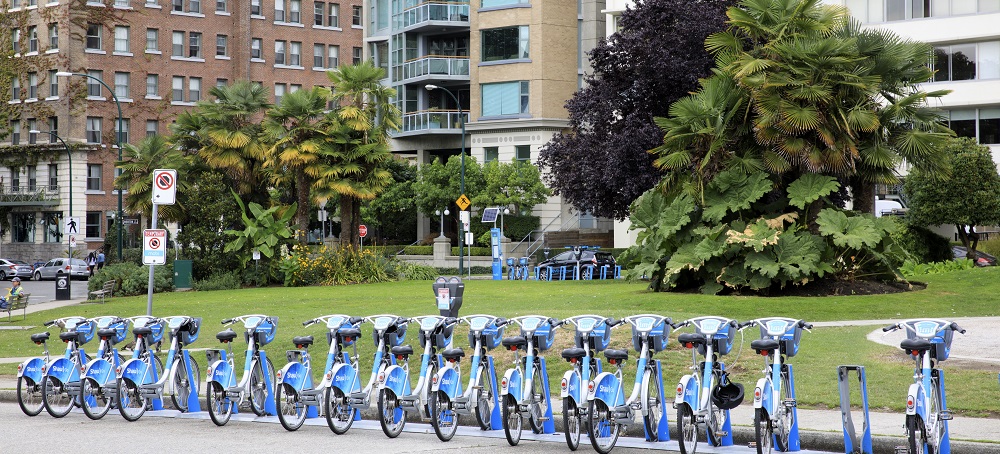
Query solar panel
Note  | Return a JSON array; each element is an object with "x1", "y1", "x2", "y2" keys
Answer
[{"x1": 481, "y1": 207, "x2": 499, "y2": 223}]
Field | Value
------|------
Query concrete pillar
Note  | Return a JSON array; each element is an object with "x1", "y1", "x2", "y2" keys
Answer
[{"x1": 433, "y1": 235, "x2": 450, "y2": 268}]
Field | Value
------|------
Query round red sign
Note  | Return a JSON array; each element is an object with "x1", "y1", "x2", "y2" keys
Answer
[{"x1": 359, "y1": 225, "x2": 368, "y2": 238}]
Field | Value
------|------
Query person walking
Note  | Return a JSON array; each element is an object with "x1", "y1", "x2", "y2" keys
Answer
[
  {"x1": 96, "y1": 249, "x2": 106, "y2": 271},
  {"x1": 87, "y1": 252, "x2": 97, "y2": 277}
]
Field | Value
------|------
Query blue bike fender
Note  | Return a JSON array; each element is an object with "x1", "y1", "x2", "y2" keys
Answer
[
  {"x1": 432, "y1": 367, "x2": 461, "y2": 397},
  {"x1": 118, "y1": 358, "x2": 150, "y2": 385},
  {"x1": 277, "y1": 361, "x2": 308, "y2": 392},
  {"x1": 328, "y1": 362, "x2": 360, "y2": 393},
  {"x1": 17, "y1": 357, "x2": 45, "y2": 382},
  {"x1": 380, "y1": 364, "x2": 408, "y2": 397},
  {"x1": 501, "y1": 368, "x2": 521, "y2": 399},
  {"x1": 83, "y1": 358, "x2": 115, "y2": 386},
  {"x1": 206, "y1": 359, "x2": 232, "y2": 387},
  {"x1": 588, "y1": 372, "x2": 624, "y2": 406},
  {"x1": 45, "y1": 357, "x2": 76, "y2": 383},
  {"x1": 753, "y1": 377, "x2": 768, "y2": 409},
  {"x1": 560, "y1": 370, "x2": 580, "y2": 401},
  {"x1": 906, "y1": 383, "x2": 920, "y2": 416},
  {"x1": 675, "y1": 374, "x2": 698, "y2": 407}
]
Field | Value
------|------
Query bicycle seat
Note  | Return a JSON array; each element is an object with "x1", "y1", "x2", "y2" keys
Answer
[
  {"x1": 133, "y1": 326, "x2": 153, "y2": 337},
  {"x1": 561, "y1": 347, "x2": 586, "y2": 361},
  {"x1": 900, "y1": 338, "x2": 932, "y2": 353},
  {"x1": 604, "y1": 349, "x2": 629, "y2": 365},
  {"x1": 30, "y1": 332, "x2": 50, "y2": 344},
  {"x1": 98, "y1": 328, "x2": 119, "y2": 342},
  {"x1": 442, "y1": 348, "x2": 465, "y2": 362},
  {"x1": 293, "y1": 336, "x2": 314, "y2": 348},
  {"x1": 59, "y1": 332, "x2": 78, "y2": 342},
  {"x1": 391, "y1": 345, "x2": 414, "y2": 359},
  {"x1": 750, "y1": 339, "x2": 779, "y2": 353},
  {"x1": 216, "y1": 329, "x2": 238, "y2": 343},
  {"x1": 678, "y1": 332, "x2": 707, "y2": 348},
  {"x1": 502, "y1": 336, "x2": 527, "y2": 351},
  {"x1": 338, "y1": 328, "x2": 361, "y2": 341}
]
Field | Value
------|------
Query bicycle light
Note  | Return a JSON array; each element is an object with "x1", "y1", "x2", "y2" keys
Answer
[
  {"x1": 561, "y1": 378, "x2": 567, "y2": 390},
  {"x1": 378, "y1": 372, "x2": 385, "y2": 383},
  {"x1": 907, "y1": 397, "x2": 914, "y2": 409},
  {"x1": 17, "y1": 364, "x2": 22, "y2": 372}
]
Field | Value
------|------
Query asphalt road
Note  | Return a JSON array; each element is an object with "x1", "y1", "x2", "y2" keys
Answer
[{"x1": 13, "y1": 276, "x2": 92, "y2": 302}]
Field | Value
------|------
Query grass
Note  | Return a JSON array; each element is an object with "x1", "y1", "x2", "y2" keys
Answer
[{"x1": 2, "y1": 267, "x2": 999, "y2": 416}]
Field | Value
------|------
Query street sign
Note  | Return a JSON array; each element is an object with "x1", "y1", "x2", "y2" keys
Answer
[
  {"x1": 359, "y1": 224, "x2": 368, "y2": 238},
  {"x1": 460, "y1": 211, "x2": 470, "y2": 232},
  {"x1": 253, "y1": 249, "x2": 261, "y2": 261},
  {"x1": 123, "y1": 218, "x2": 140, "y2": 225},
  {"x1": 69, "y1": 235, "x2": 77, "y2": 248},
  {"x1": 152, "y1": 169, "x2": 178, "y2": 205},
  {"x1": 465, "y1": 232, "x2": 474, "y2": 245},
  {"x1": 456, "y1": 194, "x2": 471, "y2": 211},
  {"x1": 64, "y1": 217, "x2": 81, "y2": 235},
  {"x1": 143, "y1": 229, "x2": 167, "y2": 265}
]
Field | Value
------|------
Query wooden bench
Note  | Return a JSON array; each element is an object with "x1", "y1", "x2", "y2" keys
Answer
[
  {"x1": 89, "y1": 280, "x2": 116, "y2": 304},
  {"x1": 2, "y1": 292, "x2": 31, "y2": 321}
]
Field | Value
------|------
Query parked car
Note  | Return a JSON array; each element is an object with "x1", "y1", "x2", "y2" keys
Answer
[
  {"x1": 537, "y1": 247, "x2": 617, "y2": 280},
  {"x1": 951, "y1": 246, "x2": 997, "y2": 267},
  {"x1": 33, "y1": 258, "x2": 90, "y2": 281},
  {"x1": 0, "y1": 259, "x2": 33, "y2": 280}
]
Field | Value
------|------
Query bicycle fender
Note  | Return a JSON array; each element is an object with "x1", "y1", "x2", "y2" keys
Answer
[
  {"x1": 117, "y1": 358, "x2": 150, "y2": 385},
  {"x1": 588, "y1": 372, "x2": 624, "y2": 406},
  {"x1": 205, "y1": 359, "x2": 232, "y2": 387},
  {"x1": 276, "y1": 361, "x2": 308, "y2": 392},
  {"x1": 45, "y1": 357, "x2": 76, "y2": 383},
  {"x1": 328, "y1": 363, "x2": 359, "y2": 393},
  {"x1": 675, "y1": 374, "x2": 697, "y2": 407},
  {"x1": 83, "y1": 358, "x2": 114, "y2": 386},
  {"x1": 380, "y1": 364, "x2": 408, "y2": 397},
  {"x1": 906, "y1": 382, "x2": 920, "y2": 416},
  {"x1": 17, "y1": 357, "x2": 45, "y2": 382},
  {"x1": 753, "y1": 377, "x2": 768, "y2": 410},
  {"x1": 560, "y1": 370, "x2": 580, "y2": 401},
  {"x1": 500, "y1": 368, "x2": 521, "y2": 399},
  {"x1": 432, "y1": 367, "x2": 461, "y2": 397}
]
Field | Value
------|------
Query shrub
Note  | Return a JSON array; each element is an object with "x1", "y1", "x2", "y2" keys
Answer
[
  {"x1": 89, "y1": 263, "x2": 175, "y2": 296},
  {"x1": 889, "y1": 219, "x2": 953, "y2": 264},
  {"x1": 279, "y1": 244, "x2": 392, "y2": 286},
  {"x1": 900, "y1": 259, "x2": 975, "y2": 277},
  {"x1": 402, "y1": 246, "x2": 433, "y2": 255},
  {"x1": 193, "y1": 271, "x2": 243, "y2": 291},
  {"x1": 977, "y1": 237, "x2": 1000, "y2": 258},
  {"x1": 386, "y1": 262, "x2": 438, "y2": 281},
  {"x1": 450, "y1": 246, "x2": 491, "y2": 256},
  {"x1": 435, "y1": 266, "x2": 492, "y2": 275}
]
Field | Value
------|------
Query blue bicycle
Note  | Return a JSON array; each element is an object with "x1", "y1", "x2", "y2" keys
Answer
[
  {"x1": 452, "y1": 314, "x2": 508, "y2": 431},
  {"x1": 117, "y1": 315, "x2": 202, "y2": 421},
  {"x1": 40, "y1": 316, "x2": 96, "y2": 418},
  {"x1": 17, "y1": 317, "x2": 90, "y2": 417},
  {"x1": 499, "y1": 315, "x2": 561, "y2": 446},
  {"x1": 347, "y1": 314, "x2": 410, "y2": 432},
  {"x1": 206, "y1": 314, "x2": 278, "y2": 426},
  {"x1": 559, "y1": 315, "x2": 615, "y2": 451},
  {"x1": 883, "y1": 319, "x2": 965, "y2": 454},
  {"x1": 80, "y1": 315, "x2": 129, "y2": 420},
  {"x1": 507, "y1": 257, "x2": 529, "y2": 280}
]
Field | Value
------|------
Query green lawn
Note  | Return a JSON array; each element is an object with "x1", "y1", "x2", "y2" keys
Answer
[{"x1": 2, "y1": 268, "x2": 998, "y2": 416}]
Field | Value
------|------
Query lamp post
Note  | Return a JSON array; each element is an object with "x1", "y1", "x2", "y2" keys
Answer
[
  {"x1": 56, "y1": 71, "x2": 124, "y2": 262},
  {"x1": 425, "y1": 84, "x2": 465, "y2": 276},
  {"x1": 435, "y1": 209, "x2": 450, "y2": 238},
  {"x1": 502, "y1": 207, "x2": 509, "y2": 239},
  {"x1": 32, "y1": 130, "x2": 72, "y2": 294}
]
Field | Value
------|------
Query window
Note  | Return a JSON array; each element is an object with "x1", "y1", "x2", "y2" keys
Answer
[
  {"x1": 10, "y1": 164, "x2": 19, "y2": 188},
  {"x1": 86, "y1": 23, "x2": 102, "y2": 50},
  {"x1": 352, "y1": 5, "x2": 361, "y2": 25},
  {"x1": 314, "y1": 1, "x2": 324, "y2": 25},
  {"x1": 352, "y1": 46, "x2": 362, "y2": 65},
  {"x1": 172, "y1": 31, "x2": 184, "y2": 56},
  {"x1": 11, "y1": 29, "x2": 19, "y2": 54},
  {"x1": 10, "y1": 77, "x2": 19, "y2": 101},
  {"x1": 484, "y1": 147, "x2": 498, "y2": 163},
  {"x1": 290, "y1": 84, "x2": 301, "y2": 93},
  {"x1": 146, "y1": 28, "x2": 158, "y2": 52},
  {"x1": 313, "y1": 44, "x2": 324, "y2": 67},
  {"x1": 274, "y1": 83, "x2": 286, "y2": 103},
  {"x1": 27, "y1": 119, "x2": 36, "y2": 144},
  {"x1": 115, "y1": 72, "x2": 130, "y2": 99},
  {"x1": 275, "y1": 40, "x2": 287, "y2": 64},
  {"x1": 189, "y1": 77, "x2": 201, "y2": 102},
  {"x1": 86, "y1": 164, "x2": 103, "y2": 191},
  {"x1": 189, "y1": 32, "x2": 202, "y2": 58},
  {"x1": 250, "y1": 0, "x2": 260, "y2": 15},
  {"x1": 481, "y1": 81, "x2": 529, "y2": 117},
  {"x1": 275, "y1": 0, "x2": 285, "y2": 21},
  {"x1": 216, "y1": 0, "x2": 226, "y2": 12},
  {"x1": 172, "y1": 0, "x2": 182, "y2": 11},
  {"x1": 172, "y1": 76, "x2": 184, "y2": 101},
  {"x1": 481, "y1": 0, "x2": 528, "y2": 8},
  {"x1": 289, "y1": 0, "x2": 300, "y2": 22},
  {"x1": 48, "y1": 164, "x2": 58, "y2": 191},
  {"x1": 482, "y1": 26, "x2": 528, "y2": 61},
  {"x1": 27, "y1": 166, "x2": 36, "y2": 191},
  {"x1": 27, "y1": 25, "x2": 37, "y2": 53},
  {"x1": 146, "y1": 74, "x2": 159, "y2": 97},
  {"x1": 114, "y1": 26, "x2": 129, "y2": 53},
  {"x1": 251, "y1": 37, "x2": 262, "y2": 59},
  {"x1": 145, "y1": 0, "x2": 158, "y2": 6},
  {"x1": 87, "y1": 70, "x2": 103, "y2": 97},
  {"x1": 86, "y1": 212, "x2": 102, "y2": 238},
  {"x1": 115, "y1": 0, "x2": 131, "y2": 7},
  {"x1": 933, "y1": 41, "x2": 1000, "y2": 82},
  {"x1": 116, "y1": 118, "x2": 130, "y2": 145},
  {"x1": 27, "y1": 72, "x2": 37, "y2": 99},
  {"x1": 43, "y1": 212, "x2": 60, "y2": 243},
  {"x1": 47, "y1": 116, "x2": 57, "y2": 142},
  {"x1": 216, "y1": 78, "x2": 227, "y2": 88},
  {"x1": 146, "y1": 119, "x2": 158, "y2": 137},
  {"x1": 946, "y1": 107, "x2": 1000, "y2": 144},
  {"x1": 290, "y1": 41, "x2": 301, "y2": 66},
  {"x1": 328, "y1": 45, "x2": 339, "y2": 67},
  {"x1": 328, "y1": 3, "x2": 339, "y2": 26},
  {"x1": 48, "y1": 70, "x2": 57, "y2": 97},
  {"x1": 11, "y1": 213, "x2": 35, "y2": 243},
  {"x1": 48, "y1": 23, "x2": 57, "y2": 50},
  {"x1": 10, "y1": 120, "x2": 19, "y2": 145},
  {"x1": 86, "y1": 117, "x2": 102, "y2": 143},
  {"x1": 216, "y1": 34, "x2": 227, "y2": 56},
  {"x1": 189, "y1": 0, "x2": 200, "y2": 13},
  {"x1": 515, "y1": 145, "x2": 530, "y2": 162}
]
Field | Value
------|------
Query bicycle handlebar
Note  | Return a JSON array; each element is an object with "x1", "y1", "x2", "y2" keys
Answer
[
  {"x1": 882, "y1": 324, "x2": 899, "y2": 332},
  {"x1": 44, "y1": 320, "x2": 55, "y2": 326},
  {"x1": 799, "y1": 321, "x2": 813, "y2": 330},
  {"x1": 950, "y1": 322, "x2": 967, "y2": 334},
  {"x1": 221, "y1": 318, "x2": 234, "y2": 325}
]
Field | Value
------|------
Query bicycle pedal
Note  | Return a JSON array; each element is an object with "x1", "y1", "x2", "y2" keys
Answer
[
  {"x1": 629, "y1": 402, "x2": 642, "y2": 410},
  {"x1": 940, "y1": 411, "x2": 953, "y2": 421},
  {"x1": 714, "y1": 431, "x2": 729, "y2": 437},
  {"x1": 783, "y1": 398, "x2": 797, "y2": 408}
]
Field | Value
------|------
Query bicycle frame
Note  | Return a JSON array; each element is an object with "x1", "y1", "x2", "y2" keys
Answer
[
  {"x1": 675, "y1": 316, "x2": 738, "y2": 448},
  {"x1": 80, "y1": 316, "x2": 128, "y2": 408},
  {"x1": 206, "y1": 314, "x2": 277, "y2": 416},
  {"x1": 452, "y1": 314, "x2": 506, "y2": 429},
  {"x1": 119, "y1": 316, "x2": 201, "y2": 411},
  {"x1": 347, "y1": 314, "x2": 406, "y2": 410},
  {"x1": 19, "y1": 317, "x2": 85, "y2": 395},
  {"x1": 500, "y1": 315, "x2": 558, "y2": 435},
  {"x1": 389, "y1": 315, "x2": 457, "y2": 418},
  {"x1": 42, "y1": 317, "x2": 95, "y2": 407},
  {"x1": 279, "y1": 315, "x2": 364, "y2": 419},
  {"x1": 562, "y1": 315, "x2": 608, "y2": 417},
  {"x1": 744, "y1": 317, "x2": 810, "y2": 452}
]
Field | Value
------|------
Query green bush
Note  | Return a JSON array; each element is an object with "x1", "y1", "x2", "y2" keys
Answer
[
  {"x1": 402, "y1": 246, "x2": 433, "y2": 255},
  {"x1": 977, "y1": 237, "x2": 1000, "y2": 258},
  {"x1": 193, "y1": 271, "x2": 243, "y2": 291},
  {"x1": 279, "y1": 244, "x2": 392, "y2": 286},
  {"x1": 451, "y1": 246, "x2": 491, "y2": 256},
  {"x1": 88, "y1": 263, "x2": 175, "y2": 296},
  {"x1": 385, "y1": 262, "x2": 438, "y2": 281},
  {"x1": 889, "y1": 219, "x2": 952, "y2": 264},
  {"x1": 435, "y1": 266, "x2": 492, "y2": 275},
  {"x1": 900, "y1": 259, "x2": 975, "y2": 277}
]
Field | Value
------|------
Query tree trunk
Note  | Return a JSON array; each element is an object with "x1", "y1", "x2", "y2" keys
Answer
[
  {"x1": 295, "y1": 168, "x2": 310, "y2": 244},
  {"x1": 339, "y1": 196, "x2": 361, "y2": 248},
  {"x1": 352, "y1": 198, "x2": 362, "y2": 248},
  {"x1": 851, "y1": 179, "x2": 876, "y2": 215}
]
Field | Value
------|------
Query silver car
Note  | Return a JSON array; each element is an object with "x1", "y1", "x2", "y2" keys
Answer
[
  {"x1": 33, "y1": 258, "x2": 90, "y2": 281},
  {"x1": 0, "y1": 258, "x2": 33, "y2": 280}
]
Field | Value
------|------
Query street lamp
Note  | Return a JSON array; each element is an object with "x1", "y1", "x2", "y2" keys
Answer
[
  {"x1": 425, "y1": 84, "x2": 466, "y2": 276},
  {"x1": 435, "y1": 209, "x2": 450, "y2": 238},
  {"x1": 31, "y1": 130, "x2": 73, "y2": 294},
  {"x1": 56, "y1": 71, "x2": 124, "y2": 262},
  {"x1": 502, "y1": 207, "x2": 510, "y2": 239}
]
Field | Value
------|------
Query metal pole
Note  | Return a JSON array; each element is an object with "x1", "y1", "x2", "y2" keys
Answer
[
  {"x1": 427, "y1": 85, "x2": 465, "y2": 276},
  {"x1": 39, "y1": 132, "x2": 72, "y2": 294},
  {"x1": 146, "y1": 203, "x2": 157, "y2": 316}
]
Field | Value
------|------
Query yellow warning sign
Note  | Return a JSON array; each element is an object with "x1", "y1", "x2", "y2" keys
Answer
[{"x1": 456, "y1": 194, "x2": 471, "y2": 211}]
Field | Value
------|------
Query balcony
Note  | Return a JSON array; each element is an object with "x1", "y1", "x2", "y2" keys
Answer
[
  {"x1": 394, "y1": 2, "x2": 469, "y2": 33},
  {"x1": 399, "y1": 110, "x2": 469, "y2": 135},
  {"x1": 0, "y1": 185, "x2": 60, "y2": 206},
  {"x1": 400, "y1": 56, "x2": 470, "y2": 84}
]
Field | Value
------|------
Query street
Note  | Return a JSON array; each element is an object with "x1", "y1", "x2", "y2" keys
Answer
[{"x1": 15, "y1": 277, "x2": 92, "y2": 302}]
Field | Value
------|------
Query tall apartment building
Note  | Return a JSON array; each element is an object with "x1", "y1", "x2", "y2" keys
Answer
[
  {"x1": 3, "y1": 0, "x2": 363, "y2": 261},
  {"x1": 368, "y1": 0, "x2": 612, "y2": 250}
]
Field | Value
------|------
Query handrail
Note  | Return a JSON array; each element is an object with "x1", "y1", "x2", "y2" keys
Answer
[{"x1": 512, "y1": 212, "x2": 562, "y2": 259}]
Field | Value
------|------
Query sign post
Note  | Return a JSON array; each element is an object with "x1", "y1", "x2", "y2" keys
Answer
[
  {"x1": 359, "y1": 224, "x2": 367, "y2": 250},
  {"x1": 146, "y1": 169, "x2": 177, "y2": 315}
]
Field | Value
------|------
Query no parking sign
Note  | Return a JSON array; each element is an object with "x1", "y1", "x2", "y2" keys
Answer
[
  {"x1": 152, "y1": 169, "x2": 177, "y2": 205},
  {"x1": 143, "y1": 229, "x2": 167, "y2": 265}
]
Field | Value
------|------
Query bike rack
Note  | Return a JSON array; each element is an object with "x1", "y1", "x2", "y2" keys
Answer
[
  {"x1": 784, "y1": 364, "x2": 801, "y2": 451},
  {"x1": 180, "y1": 350, "x2": 202, "y2": 412},
  {"x1": 259, "y1": 350, "x2": 278, "y2": 416},
  {"x1": 837, "y1": 365, "x2": 873, "y2": 454},
  {"x1": 642, "y1": 360, "x2": 671, "y2": 442},
  {"x1": 538, "y1": 357, "x2": 556, "y2": 434},
  {"x1": 485, "y1": 355, "x2": 503, "y2": 429}
]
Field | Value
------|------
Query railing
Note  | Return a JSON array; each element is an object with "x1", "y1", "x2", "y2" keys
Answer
[
  {"x1": 0, "y1": 185, "x2": 60, "y2": 204},
  {"x1": 401, "y1": 110, "x2": 468, "y2": 132},
  {"x1": 401, "y1": 56, "x2": 470, "y2": 81},
  {"x1": 512, "y1": 211, "x2": 562, "y2": 259},
  {"x1": 394, "y1": 1, "x2": 469, "y2": 29}
]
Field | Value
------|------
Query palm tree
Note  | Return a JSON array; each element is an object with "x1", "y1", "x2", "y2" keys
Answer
[{"x1": 115, "y1": 134, "x2": 189, "y2": 223}]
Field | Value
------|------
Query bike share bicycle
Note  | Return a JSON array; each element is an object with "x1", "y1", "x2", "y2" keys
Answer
[
  {"x1": 741, "y1": 318, "x2": 812, "y2": 454},
  {"x1": 206, "y1": 314, "x2": 278, "y2": 426},
  {"x1": 499, "y1": 315, "x2": 561, "y2": 446},
  {"x1": 39, "y1": 316, "x2": 96, "y2": 418},
  {"x1": 507, "y1": 257, "x2": 529, "y2": 280},
  {"x1": 451, "y1": 314, "x2": 508, "y2": 432},
  {"x1": 274, "y1": 314, "x2": 364, "y2": 431},
  {"x1": 883, "y1": 319, "x2": 965, "y2": 454},
  {"x1": 117, "y1": 315, "x2": 202, "y2": 421},
  {"x1": 558, "y1": 315, "x2": 613, "y2": 451},
  {"x1": 346, "y1": 314, "x2": 410, "y2": 432},
  {"x1": 17, "y1": 316, "x2": 90, "y2": 417},
  {"x1": 674, "y1": 316, "x2": 744, "y2": 454},
  {"x1": 79, "y1": 315, "x2": 130, "y2": 420},
  {"x1": 586, "y1": 314, "x2": 673, "y2": 453}
]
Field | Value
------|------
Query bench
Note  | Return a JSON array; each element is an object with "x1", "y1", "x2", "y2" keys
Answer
[
  {"x1": 89, "y1": 280, "x2": 116, "y2": 304},
  {"x1": 2, "y1": 292, "x2": 31, "y2": 321}
]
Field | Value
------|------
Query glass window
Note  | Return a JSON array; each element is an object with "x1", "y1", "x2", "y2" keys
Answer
[
  {"x1": 482, "y1": 26, "x2": 528, "y2": 61},
  {"x1": 275, "y1": 0, "x2": 285, "y2": 21},
  {"x1": 979, "y1": 108, "x2": 1000, "y2": 144},
  {"x1": 951, "y1": 44, "x2": 976, "y2": 80},
  {"x1": 352, "y1": 46, "x2": 362, "y2": 65},
  {"x1": 216, "y1": 78, "x2": 227, "y2": 88},
  {"x1": 313, "y1": 44, "x2": 324, "y2": 67},
  {"x1": 933, "y1": 47, "x2": 949, "y2": 82},
  {"x1": 43, "y1": 212, "x2": 60, "y2": 243},
  {"x1": 481, "y1": 81, "x2": 529, "y2": 117},
  {"x1": 216, "y1": 0, "x2": 226, "y2": 11},
  {"x1": 328, "y1": 45, "x2": 339, "y2": 67},
  {"x1": 352, "y1": 5, "x2": 361, "y2": 25},
  {"x1": 115, "y1": 72, "x2": 130, "y2": 99},
  {"x1": 189, "y1": 77, "x2": 201, "y2": 102},
  {"x1": 251, "y1": 0, "x2": 260, "y2": 14},
  {"x1": 11, "y1": 213, "x2": 35, "y2": 243},
  {"x1": 481, "y1": 0, "x2": 528, "y2": 8},
  {"x1": 314, "y1": 1, "x2": 324, "y2": 25},
  {"x1": 484, "y1": 147, "x2": 498, "y2": 163},
  {"x1": 189, "y1": 0, "x2": 201, "y2": 12},
  {"x1": 216, "y1": 34, "x2": 227, "y2": 56},
  {"x1": 116, "y1": 118, "x2": 130, "y2": 144},
  {"x1": 10, "y1": 77, "x2": 18, "y2": 101},
  {"x1": 172, "y1": 0, "x2": 182, "y2": 10},
  {"x1": 172, "y1": 31, "x2": 184, "y2": 56},
  {"x1": 114, "y1": 25, "x2": 129, "y2": 53},
  {"x1": 290, "y1": 0, "x2": 300, "y2": 22},
  {"x1": 146, "y1": 74, "x2": 159, "y2": 97},
  {"x1": 290, "y1": 41, "x2": 301, "y2": 66},
  {"x1": 86, "y1": 23, "x2": 101, "y2": 50},
  {"x1": 115, "y1": 0, "x2": 130, "y2": 6},
  {"x1": 953, "y1": 0, "x2": 977, "y2": 14},
  {"x1": 189, "y1": 32, "x2": 202, "y2": 58},
  {"x1": 9, "y1": 164, "x2": 18, "y2": 187},
  {"x1": 28, "y1": 72, "x2": 37, "y2": 99},
  {"x1": 27, "y1": 119, "x2": 36, "y2": 144},
  {"x1": 27, "y1": 166, "x2": 36, "y2": 191},
  {"x1": 86, "y1": 212, "x2": 102, "y2": 238},
  {"x1": 515, "y1": 145, "x2": 530, "y2": 162},
  {"x1": 251, "y1": 37, "x2": 262, "y2": 59},
  {"x1": 172, "y1": 76, "x2": 184, "y2": 101},
  {"x1": 979, "y1": 41, "x2": 1000, "y2": 79},
  {"x1": 28, "y1": 25, "x2": 37, "y2": 53},
  {"x1": 146, "y1": 119, "x2": 159, "y2": 137},
  {"x1": 146, "y1": 28, "x2": 158, "y2": 51},
  {"x1": 274, "y1": 83, "x2": 286, "y2": 103},
  {"x1": 48, "y1": 70, "x2": 57, "y2": 97},
  {"x1": 329, "y1": 3, "x2": 339, "y2": 27},
  {"x1": 10, "y1": 120, "x2": 19, "y2": 145},
  {"x1": 47, "y1": 117, "x2": 57, "y2": 142},
  {"x1": 48, "y1": 164, "x2": 58, "y2": 191},
  {"x1": 886, "y1": 0, "x2": 905, "y2": 20},
  {"x1": 275, "y1": 40, "x2": 286, "y2": 64},
  {"x1": 48, "y1": 23, "x2": 58, "y2": 49},
  {"x1": 950, "y1": 109, "x2": 976, "y2": 138},
  {"x1": 87, "y1": 70, "x2": 103, "y2": 97},
  {"x1": 12, "y1": 29, "x2": 18, "y2": 54}
]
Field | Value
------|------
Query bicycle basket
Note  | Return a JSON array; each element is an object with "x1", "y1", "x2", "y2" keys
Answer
[
  {"x1": 247, "y1": 317, "x2": 277, "y2": 346},
  {"x1": 373, "y1": 321, "x2": 408, "y2": 347},
  {"x1": 506, "y1": 258, "x2": 515, "y2": 267},
  {"x1": 524, "y1": 318, "x2": 555, "y2": 352},
  {"x1": 180, "y1": 317, "x2": 201, "y2": 345},
  {"x1": 73, "y1": 320, "x2": 97, "y2": 345},
  {"x1": 631, "y1": 317, "x2": 671, "y2": 353},
  {"x1": 575, "y1": 317, "x2": 611, "y2": 351},
  {"x1": 468, "y1": 318, "x2": 504, "y2": 350},
  {"x1": 697, "y1": 323, "x2": 735, "y2": 357},
  {"x1": 518, "y1": 257, "x2": 529, "y2": 266}
]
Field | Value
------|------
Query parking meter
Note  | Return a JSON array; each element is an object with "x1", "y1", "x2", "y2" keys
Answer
[{"x1": 433, "y1": 276, "x2": 464, "y2": 337}]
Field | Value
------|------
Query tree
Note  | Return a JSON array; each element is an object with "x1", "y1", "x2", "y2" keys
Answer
[
  {"x1": 224, "y1": 192, "x2": 297, "y2": 267},
  {"x1": 413, "y1": 155, "x2": 485, "y2": 218},
  {"x1": 473, "y1": 161, "x2": 551, "y2": 215},
  {"x1": 115, "y1": 134, "x2": 190, "y2": 222},
  {"x1": 904, "y1": 138, "x2": 1000, "y2": 260},
  {"x1": 362, "y1": 159, "x2": 418, "y2": 244},
  {"x1": 176, "y1": 171, "x2": 244, "y2": 280},
  {"x1": 537, "y1": 0, "x2": 733, "y2": 220}
]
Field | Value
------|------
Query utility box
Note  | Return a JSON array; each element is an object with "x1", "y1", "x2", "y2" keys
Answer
[
  {"x1": 433, "y1": 276, "x2": 464, "y2": 338},
  {"x1": 174, "y1": 260, "x2": 193, "y2": 289},
  {"x1": 55, "y1": 275, "x2": 70, "y2": 300}
]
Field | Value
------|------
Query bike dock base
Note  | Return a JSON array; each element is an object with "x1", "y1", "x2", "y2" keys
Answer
[{"x1": 837, "y1": 365, "x2": 873, "y2": 454}]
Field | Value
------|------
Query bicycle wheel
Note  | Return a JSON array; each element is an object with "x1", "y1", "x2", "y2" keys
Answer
[
  {"x1": 170, "y1": 355, "x2": 202, "y2": 412},
  {"x1": 774, "y1": 370, "x2": 794, "y2": 451},
  {"x1": 473, "y1": 364, "x2": 495, "y2": 430},
  {"x1": 563, "y1": 397, "x2": 581, "y2": 451},
  {"x1": 676, "y1": 402, "x2": 698, "y2": 454},
  {"x1": 17, "y1": 376, "x2": 44, "y2": 416},
  {"x1": 116, "y1": 377, "x2": 147, "y2": 421},
  {"x1": 430, "y1": 390, "x2": 459, "y2": 442},
  {"x1": 276, "y1": 383, "x2": 307, "y2": 431},
  {"x1": 642, "y1": 369, "x2": 662, "y2": 441},
  {"x1": 529, "y1": 366, "x2": 549, "y2": 433},
  {"x1": 81, "y1": 377, "x2": 112, "y2": 420},
  {"x1": 927, "y1": 373, "x2": 945, "y2": 452},
  {"x1": 324, "y1": 387, "x2": 356, "y2": 434},
  {"x1": 907, "y1": 415, "x2": 928, "y2": 454},
  {"x1": 706, "y1": 373, "x2": 727, "y2": 447},
  {"x1": 502, "y1": 394, "x2": 522, "y2": 446},
  {"x1": 42, "y1": 376, "x2": 74, "y2": 418},
  {"x1": 587, "y1": 399, "x2": 621, "y2": 454},
  {"x1": 754, "y1": 408, "x2": 773, "y2": 454},
  {"x1": 206, "y1": 381, "x2": 234, "y2": 426},
  {"x1": 377, "y1": 388, "x2": 406, "y2": 438},
  {"x1": 249, "y1": 356, "x2": 276, "y2": 416}
]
